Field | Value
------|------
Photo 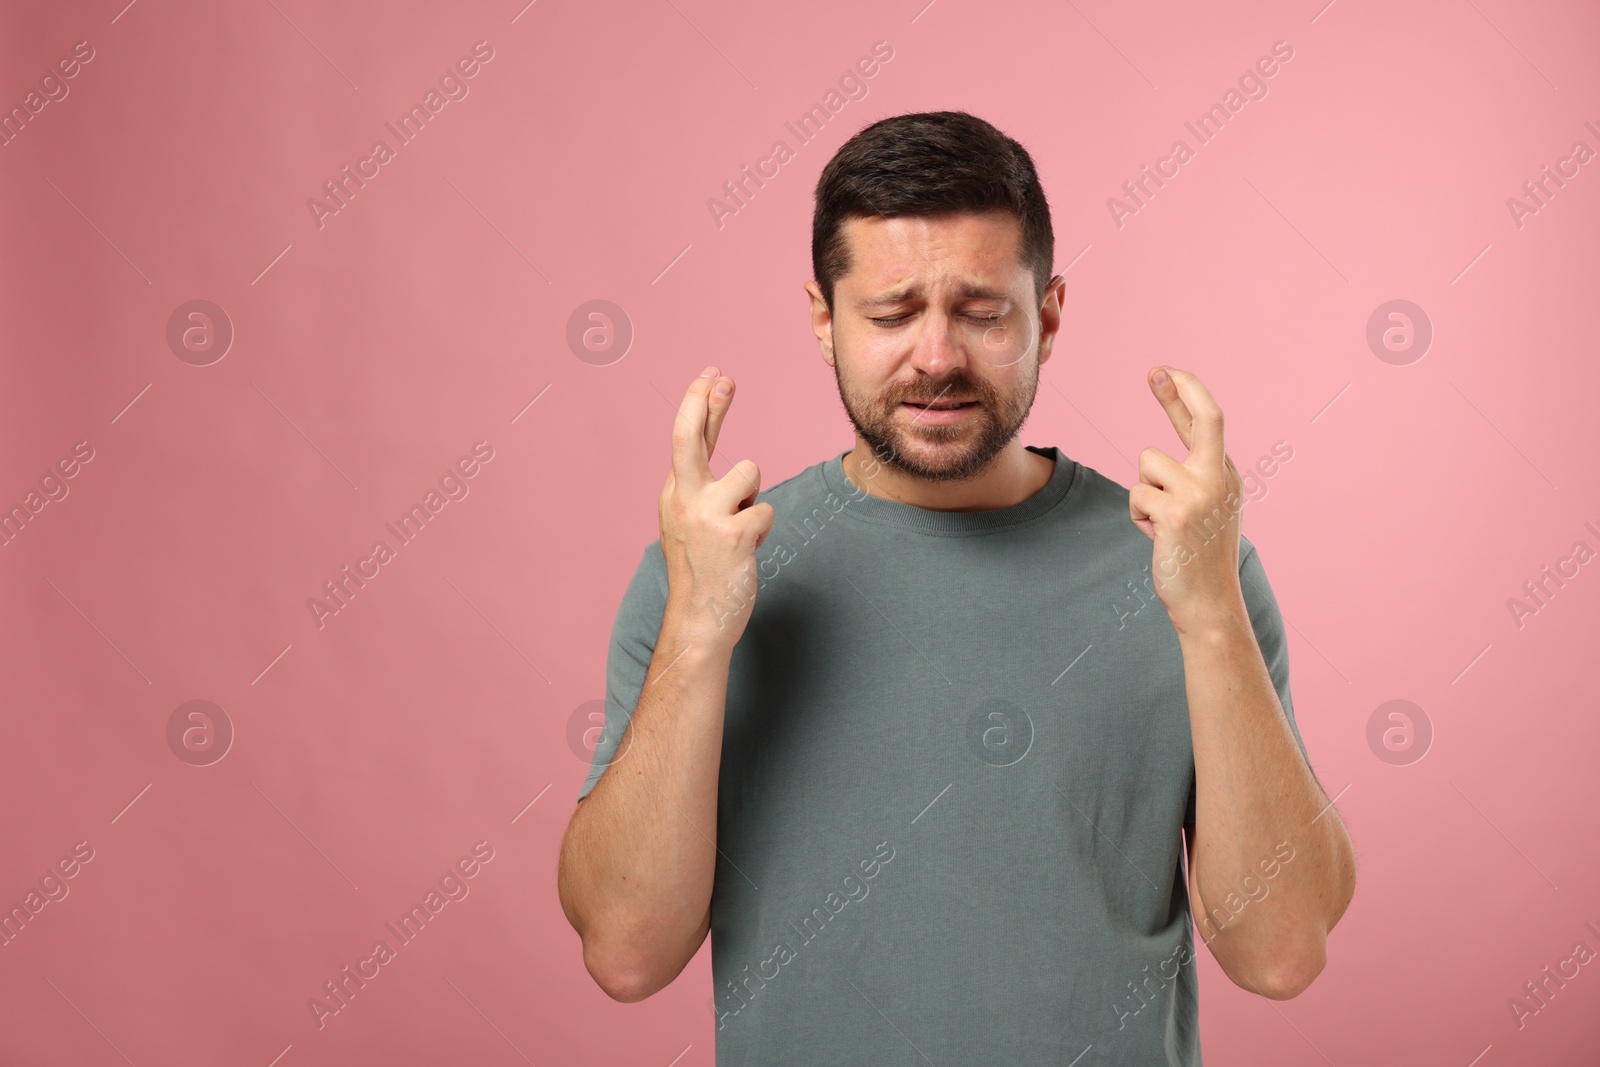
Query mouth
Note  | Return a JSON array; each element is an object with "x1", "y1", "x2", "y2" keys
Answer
[{"x1": 901, "y1": 399, "x2": 980, "y2": 424}]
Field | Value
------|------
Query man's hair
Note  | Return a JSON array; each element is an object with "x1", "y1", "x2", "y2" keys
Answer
[{"x1": 810, "y1": 110, "x2": 1054, "y2": 312}]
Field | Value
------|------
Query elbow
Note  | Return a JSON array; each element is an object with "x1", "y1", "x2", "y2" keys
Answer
[
  {"x1": 583, "y1": 941, "x2": 672, "y2": 1004},
  {"x1": 1245, "y1": 938, "x2": 1327, "y2": 1001},
  {"x1": 592, "y1": 966, "x2": 656, "y2": 1004}
]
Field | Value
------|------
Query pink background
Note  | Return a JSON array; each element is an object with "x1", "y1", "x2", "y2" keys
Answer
[{"x1": 3, "y1": 0, "x2": 1597, "y2": 1063}]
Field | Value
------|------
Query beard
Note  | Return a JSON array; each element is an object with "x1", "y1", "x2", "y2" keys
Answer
[{"x1": 832, "y1": 347, "x2": 1038, "y2": 483}]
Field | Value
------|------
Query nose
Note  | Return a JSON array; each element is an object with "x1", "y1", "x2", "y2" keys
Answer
[{"x1": 908, "y1": 311, "x2": 971, "y2": 379}]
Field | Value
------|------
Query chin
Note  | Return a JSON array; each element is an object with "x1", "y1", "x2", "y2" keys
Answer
[{"x1": 891, "y1": 437, "x2": 996, "y2": 480}]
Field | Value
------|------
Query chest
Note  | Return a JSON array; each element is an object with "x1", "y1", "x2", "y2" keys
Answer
[{"x1": 716, "y1": 531, "x2": 1194, "y2": 836}]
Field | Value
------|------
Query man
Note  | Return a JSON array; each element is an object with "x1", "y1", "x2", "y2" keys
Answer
[{"x1": 557, "y1": 110, "x2": 1355, "y2": 1065}]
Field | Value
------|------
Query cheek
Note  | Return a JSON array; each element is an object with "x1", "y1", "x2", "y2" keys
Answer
[
  {"x1": 980, "y1": 322, "x2": 1034, "y2": 367},
  {"x1": 841, "y1": 355, "x2": 899, "y2": 400},
  {"x1": 985, "y1": 367, "x2": 1030, "y2": 403}
]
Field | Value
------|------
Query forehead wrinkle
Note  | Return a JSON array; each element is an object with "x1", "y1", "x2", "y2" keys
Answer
[
  {"x1": 856, "y1": 279, "x2": 1014, "y2": 310},
  {"x1": 842, "y1": 214, "x2": 1025, "y2": 309}
]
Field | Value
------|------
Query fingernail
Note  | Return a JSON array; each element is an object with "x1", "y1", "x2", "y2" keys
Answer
[
  {"x1": 1154, "y1": 368, "x2": 1169, "y2": 386},
  {"x1": 713, "y1": 380, "x2": 731, "y2": 397},
  {"x1": 700, "y1": 365, "x2": 718, "y2": 378}
]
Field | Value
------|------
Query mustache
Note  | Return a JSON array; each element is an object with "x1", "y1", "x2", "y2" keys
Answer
[{"x1": 894, "y1": 380, "x2": 989, "y2": 404}]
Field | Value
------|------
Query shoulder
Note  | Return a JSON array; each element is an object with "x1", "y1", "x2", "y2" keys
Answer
[
  {"x1": 1061, "y1": 454, "x2": 1131, "y2": 511},
  {"x1": 1050, "y1": 451, "x2": 1146, "y2": 539},
  {"x1": 755, "y1": 455, "x2": 829, "y2": 512}
]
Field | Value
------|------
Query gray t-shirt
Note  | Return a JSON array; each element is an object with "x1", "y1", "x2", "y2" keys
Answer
[{"x1": 579, "y1": 445, "x2": 1310, "y2": 1066}]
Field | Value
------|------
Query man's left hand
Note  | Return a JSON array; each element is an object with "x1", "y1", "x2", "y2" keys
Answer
[{"x1": 1128, "y1": 365, "x2": 1249, "y2": 635}]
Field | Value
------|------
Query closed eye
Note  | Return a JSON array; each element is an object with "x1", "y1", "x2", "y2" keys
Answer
[{"x1": 870, "y1": 314, "x2": 1003, "y2": 326}]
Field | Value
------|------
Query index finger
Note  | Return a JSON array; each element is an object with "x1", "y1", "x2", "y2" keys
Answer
[{"x1": 669, "y1": 366, "x2": 719, "y2": 487}]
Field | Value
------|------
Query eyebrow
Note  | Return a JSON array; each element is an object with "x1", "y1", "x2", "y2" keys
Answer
[{"x1": 855, "y1": 283, "x2": 1012, "y2": 310}]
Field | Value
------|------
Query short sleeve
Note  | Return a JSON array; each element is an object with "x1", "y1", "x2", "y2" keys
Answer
[
  {"x1": 1185, "y1": 535, "x2": 1308, "y2": 826},
  {"x1": 577, "y1": 541, "x2": 670, "y2": 801}
]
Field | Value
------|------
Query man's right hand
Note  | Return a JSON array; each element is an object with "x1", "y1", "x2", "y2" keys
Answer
[{"x1": 658, "y1": 365, "x2": 775, "y2": 650}]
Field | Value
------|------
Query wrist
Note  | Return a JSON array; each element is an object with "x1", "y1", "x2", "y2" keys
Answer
[
  {"x1": 661, "y1": 598, "x2": 743, "y2": 658},
  {"x1": 1170, "y1": 599, "x2": 1252, "y2": 644}
]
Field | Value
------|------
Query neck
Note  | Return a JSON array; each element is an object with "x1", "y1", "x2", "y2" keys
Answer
[{"x1": 842, "y1": 440, "x2": 1053, "y2": 512}]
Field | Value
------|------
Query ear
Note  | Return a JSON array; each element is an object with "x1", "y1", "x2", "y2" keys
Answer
[
  {"x1": 1037, "y1": 274, "x2": 1065, "y2": 366},
  {"x1": 804, "y1": 280, "x2": 836, "y2": 366}
]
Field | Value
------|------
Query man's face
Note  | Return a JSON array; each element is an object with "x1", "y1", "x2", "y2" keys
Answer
[{"x1": 810, "y1": 210, "x2": 1059, "y2": 482}]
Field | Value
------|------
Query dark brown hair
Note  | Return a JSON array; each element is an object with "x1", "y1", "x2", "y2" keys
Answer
[{"x1": 811, "y1": 110, "x2": 1054, "y2": 311}]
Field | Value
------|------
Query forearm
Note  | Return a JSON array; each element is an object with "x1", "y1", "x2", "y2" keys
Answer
[
  {"x1": 1178, "y1": 608, "x2": 1356, "y2": 995},
  {"x1": 558, "y1": 614, "x2": 733, "y2": 1000}
]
